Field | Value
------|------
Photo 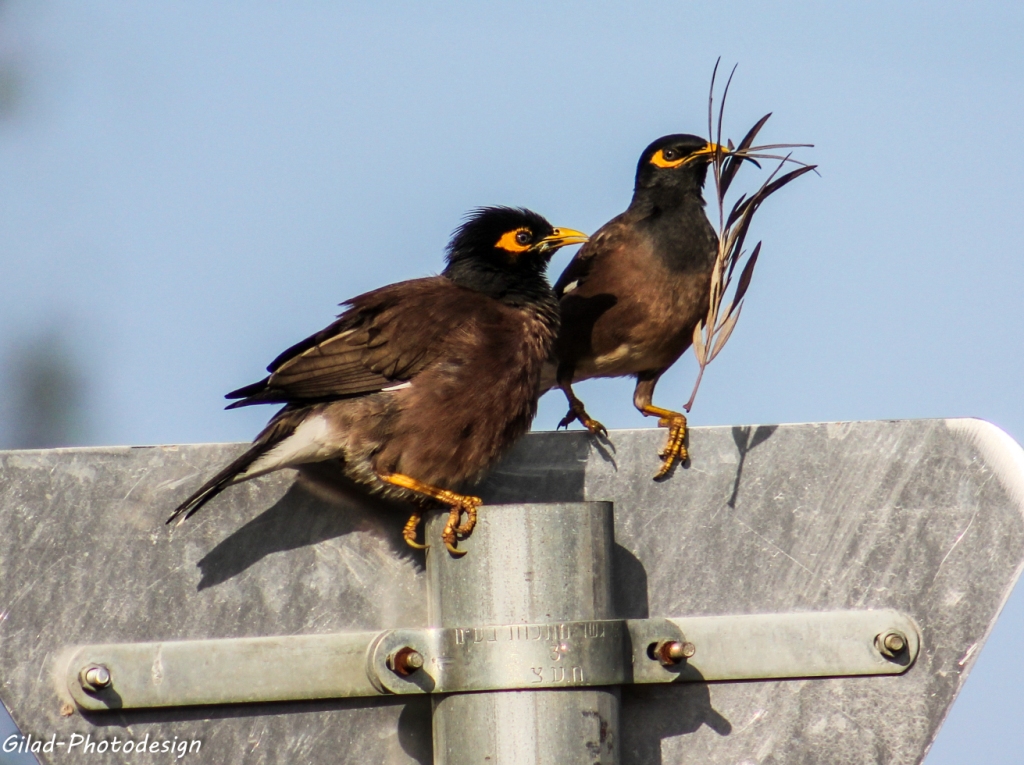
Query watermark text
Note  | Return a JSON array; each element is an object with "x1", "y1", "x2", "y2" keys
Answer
[{"x1": 4, "y1": 733, "x2": 201, "y2": 758}]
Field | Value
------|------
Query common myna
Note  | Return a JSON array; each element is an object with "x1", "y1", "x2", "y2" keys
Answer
[
  {"x1": 168, "y1": 207, "x2": 587, "y2": 553},
  {"x1": 545, "y1": 134, "x2": 722, "y2": 478}
]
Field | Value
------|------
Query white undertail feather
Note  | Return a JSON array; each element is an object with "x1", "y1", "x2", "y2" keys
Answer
[{"x1": 237, "y1": 415, "x2": 339, "y2": 482}]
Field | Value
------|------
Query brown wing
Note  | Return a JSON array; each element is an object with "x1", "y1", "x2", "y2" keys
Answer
[
  {"x1": 552, "y1": 216, "x2": 638, "y2": 374},
  {"x1": 552, "y1": 212, "x2": 628, "y2": 298},
  {"x1": 226, "y1": 276, "x2": 475, "y2": 408}
]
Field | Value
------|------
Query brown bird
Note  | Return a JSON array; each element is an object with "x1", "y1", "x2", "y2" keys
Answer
[
  {"x1": 545, "y1": 134, "x2": 725, "y2": 478},
  {"x1": 167, "y1": 207, "x2": 587, "y2": 553}
]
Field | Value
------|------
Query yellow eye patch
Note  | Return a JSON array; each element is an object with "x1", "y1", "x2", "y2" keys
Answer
[
  {"x1": 495, "y1": 227, "x2": 532, "y2": 254},
  {"x1": 650, "y1": 144, "x2": 723, "y2": 169},
  {"x1": 650, "y1": 148, "x2": 687, "y2": 169}
]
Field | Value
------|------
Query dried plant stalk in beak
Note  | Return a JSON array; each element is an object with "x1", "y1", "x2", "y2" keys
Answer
[{"x1": 684, "y1": 60, "x2": 818, "y2": 413}]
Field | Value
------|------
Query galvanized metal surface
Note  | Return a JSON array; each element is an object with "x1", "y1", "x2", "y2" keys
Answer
[
  {"x1": 1, "y1": 447, "x2": 434, "y2": 765},
  {"x1": 63, "y1": 608, "x2": 920, "y2": 711},
  {"x1": 64, "y1": 631, "x2": 380, "y2": 710},
  {"x1": 368, "y1": 620, "x2": 626, "y2": 698},
  {"x1": 1, "y1": 419, "x2": 1023, "y2": 764},
  {"x1": 426, "y1": 501, "x2": 618, "y2": 765},
  {"x1": 636, "y1": 610, "x2": 920, "y2": 684}
]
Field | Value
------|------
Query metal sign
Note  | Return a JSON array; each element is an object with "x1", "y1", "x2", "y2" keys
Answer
[{"x1": 1, "y1": 418, "x2": 1022, "y2": 763}]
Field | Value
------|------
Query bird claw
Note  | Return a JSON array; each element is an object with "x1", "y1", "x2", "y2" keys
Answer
[
  {"x1": 653, "y1": 415, "x2": 688, "y2": 479},
  {"x1": 453, "y1": 500, "x2": 479, "y2": 537},
  {"x1": 558, "y1": 408, "x2": 608, "y2": 437},
  {"x1": 442, "y1": 496, "x2": 481, "y2": 556},
  {"x1": 379, "y1": 473, "x2": 481, "y2": 555},
  {"x1": 444, "y1": 540, "x2": 468, "y2": 557},
  {"x1": 402, "y1": 510, "x2": 429, "y2": 550}
]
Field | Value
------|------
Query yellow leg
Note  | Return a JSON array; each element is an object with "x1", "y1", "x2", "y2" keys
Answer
[
  {"x1": 379, "y1": 472, "x2": 482, "y2": 556},
  {"x1": 640, "y1": 405, "x2": 688, "y2": 479}
]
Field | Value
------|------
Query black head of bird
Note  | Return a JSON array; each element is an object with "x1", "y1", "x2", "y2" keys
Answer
[
  {"x1": 443, "y1": 206, "x2": 588, "y2": 302},
  {"x1": 634, "y1": 134, "x2": 726, "y2": 197}
]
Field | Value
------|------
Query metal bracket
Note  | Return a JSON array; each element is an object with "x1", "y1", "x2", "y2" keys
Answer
[{"x1": 65, "y1": 609, "x2": 919, "y2": 711}]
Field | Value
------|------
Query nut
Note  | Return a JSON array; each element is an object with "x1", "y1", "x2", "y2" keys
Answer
[
  {"x1": 386, "y1": 647, "x2": 424, "y2": 676},
  {"x1": 876, "y1": 630, "x2": 908, "y2": 659},
  {"x1": 79, "y1": 665, "x2": 111, "y2": 691},
  {"x1": 654, "y1": 640, "x2": 696, "y2": 666}
]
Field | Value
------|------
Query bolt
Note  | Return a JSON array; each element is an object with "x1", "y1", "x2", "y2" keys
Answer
[
  {"x1": 876, "y1": 630, "x2": 908, "y2": 659},
  {"x1": 386, "y1": 647, "x2": 424, "y2": 676},
  {"x1": 80, "y1": 665, "x2": 111, "y2": 691},
  {"x1": 655, "y1": 640, "x2": 696, "y2": 666},
  {"x1": 884, "y1": 633, "x2": 906, "y2": 653}
]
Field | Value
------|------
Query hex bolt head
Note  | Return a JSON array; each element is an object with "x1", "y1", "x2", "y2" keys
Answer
[
  {"x1": 876, "y1": 630, "x2": 908, "y2": 659},
  {"x1": 386, "y1": 647, "x2": 424, "y2": 676},
  {"x1": 79, "y1": 665, "x2": 111, "y2": 691},
  {"x1": 884, "y1": 632, "x2": 906, "y2": 653},
  {"x1": 655, "y1": 640, "x2": 696, "y2": 666}
]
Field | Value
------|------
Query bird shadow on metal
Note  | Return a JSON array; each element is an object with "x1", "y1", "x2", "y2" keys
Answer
[
  {"x1": 475, "y1": 430, "x2": 590, "y2": 504},
  {"x1": 589, "y1": 433, "x2": 619, "y2": 472},
  {"x1": 195, "y1": 463, "x2": 420, "y2": 591},
  {"x1": 620, "y1": 682, "x2": 732, "y2": 764},
  {"x1": 613, "y1": 544, "x2": 651, "y2": 620},
  {"x1": 727, "y1": 425, "x2": 778, "y2": 509},
  {"x1": 81, "y1": 696, "x2": 432, "y2": 765},
  {"x1": 194, "y1": 431, "x2": 593, "y2": 591},
  {"x1": 613, "y1": 545, "x2": 732, "y2": 763}
]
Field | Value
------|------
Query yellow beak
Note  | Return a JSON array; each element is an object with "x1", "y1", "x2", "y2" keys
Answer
[
  {"x1": 537, "y1": 228, "x2": 588, "y2": 252},
  {"x1": 692, "y1": 142, "x2": 729, "y2": 159}
]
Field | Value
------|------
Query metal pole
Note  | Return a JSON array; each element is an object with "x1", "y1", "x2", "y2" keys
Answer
[{"x1": 426, "y1": 501, "x2": 618, "y2": 764}]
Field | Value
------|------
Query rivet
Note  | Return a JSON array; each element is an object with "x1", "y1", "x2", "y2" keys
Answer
[
  {"x1": 80, "y1": 665, "x2": 111, "y2": 691},
  {"x1": 876, "y1": 630, "x2": 908, "y2": 659},
  {"x1": 386, "y1": 647, "x2": 424, "y2": 676}
]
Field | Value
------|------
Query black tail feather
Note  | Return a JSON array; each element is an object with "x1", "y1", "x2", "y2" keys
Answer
[
  {"x1": 166, "y1": 410, "x2": 300, "y2": 525},
  {"x1": 225, "y1": 394, "x2": 282, "y2": 410},
  {"x1": 225, "y1": 377, "x2": 270, "y2": 401},
  {"x1": 166, "y1": 442, "x2": 272, "y2": 525}
]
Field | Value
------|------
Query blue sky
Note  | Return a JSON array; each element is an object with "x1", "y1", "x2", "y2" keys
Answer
[{"x1": 1, "y1": 2, "x2": 1022, "y2": 761}]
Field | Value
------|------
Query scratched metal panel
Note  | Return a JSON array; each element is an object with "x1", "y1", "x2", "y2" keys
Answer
[
  {"x1": 481, "y1": 419, "x2": 1024, "y2": 764},
  {"x1": 1, "y1": 418, "x2": 1022, "y2": 764},
  {"x1": 0, "y1": 445, "x2": 432, "y2": 765}
]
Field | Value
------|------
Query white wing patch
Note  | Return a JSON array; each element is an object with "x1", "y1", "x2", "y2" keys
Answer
[{"x1": 381, "y1": 381, "x2": 412, "y2": 391}]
